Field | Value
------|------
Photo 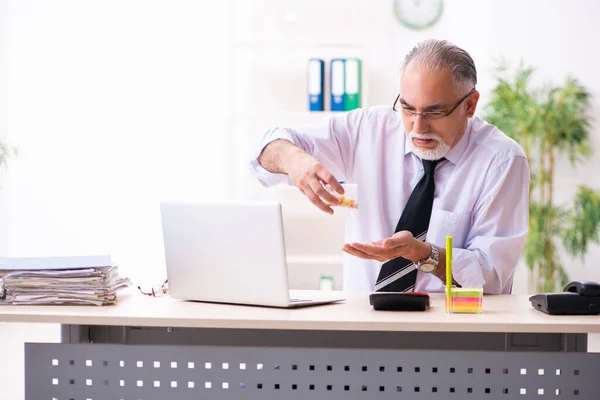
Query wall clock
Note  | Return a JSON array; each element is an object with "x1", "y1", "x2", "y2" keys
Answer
[{"x1": 394, "y1": 0, "x2": 443, "y2": 30}]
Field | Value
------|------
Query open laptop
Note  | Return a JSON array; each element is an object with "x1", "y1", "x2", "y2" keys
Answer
[{"x1": 160, "y1": 200, "x2": 345, "y2": 308}]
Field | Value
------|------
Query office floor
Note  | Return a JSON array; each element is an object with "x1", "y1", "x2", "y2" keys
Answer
[{"x1": 1, "y1": 322, "x2": 599, "y2": 400}]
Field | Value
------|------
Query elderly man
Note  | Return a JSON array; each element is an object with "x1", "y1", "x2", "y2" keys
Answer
[{"x1": 249, "y1": 39, "x2": 529, "y2": 294}]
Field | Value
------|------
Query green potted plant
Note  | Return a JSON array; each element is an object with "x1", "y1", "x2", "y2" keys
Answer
[
  {"x1": 0, "y1": 139, "x2": 13, "y2": 170},
  {"x1": 484, "y1": 63, "x2": 600, "y2": 293}
]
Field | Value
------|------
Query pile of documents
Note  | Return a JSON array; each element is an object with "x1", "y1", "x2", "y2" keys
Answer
[{"x1": 0, "y1": 255, "x2": 131, "y2": 306}]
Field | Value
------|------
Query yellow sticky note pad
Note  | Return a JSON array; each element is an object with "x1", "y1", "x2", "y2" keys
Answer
[{"x1": 445, "y1": 287, "x2": 483, "y2": 314}]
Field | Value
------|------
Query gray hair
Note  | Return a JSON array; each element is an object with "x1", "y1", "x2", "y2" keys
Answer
[{"x1": 401, "y1": 39, "x2": 477, "y2": 90}]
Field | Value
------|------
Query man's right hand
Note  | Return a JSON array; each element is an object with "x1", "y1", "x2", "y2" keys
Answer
[
  {"x1": 286, "y1": 153, "x2": 345, "y2": 215},
  {"x1": 257, "y1": 139, "x2": 345, "y2": 215}
]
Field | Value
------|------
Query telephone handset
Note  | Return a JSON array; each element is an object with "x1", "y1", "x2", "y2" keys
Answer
[
  {"x1": 529, "y1": 281, "x2": 600, "y2": 315},
  {"x1": 563, "y1": 281, "x2": 600, "y2": 297}
]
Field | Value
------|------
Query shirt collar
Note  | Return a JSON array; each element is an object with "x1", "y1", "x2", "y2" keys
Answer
[
  {"x1": 404, "y1": 118, "x2": 472, "y2": 165},
  {"x1": 443, "y1": 118, "x2": 472, "y2": 165}
]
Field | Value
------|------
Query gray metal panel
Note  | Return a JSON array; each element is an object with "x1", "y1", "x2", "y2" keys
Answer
[
  {"x1": 26, "y1": 342, "x2": 600, "y2": 400},
  {"x1": 94, "y1": 325, "x2": 587, "y2": 352}
]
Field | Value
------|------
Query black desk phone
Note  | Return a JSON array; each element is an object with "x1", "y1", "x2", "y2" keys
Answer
[
  {"x1": 369, "y1": 292, "x2": 430, "y2": 311},
  {"x1": 529, "y1": 281, "x2": 600, "y2": 315}
]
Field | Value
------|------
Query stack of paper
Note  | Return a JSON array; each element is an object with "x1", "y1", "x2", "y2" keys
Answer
[{"x1": 0, "y1": 256, "x2": 131, "y2": 306}]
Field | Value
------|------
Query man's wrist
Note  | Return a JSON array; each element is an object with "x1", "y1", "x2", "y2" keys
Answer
[
  {"x1": 413, "y1": 240, "x2": 432, "y2": 263},
  {"x1": 412, "y1": 241, "x2": 456, "y2": 284},
  {"x1": 276, "y1": 139, "x2": 299, "y2": 174},
  {"x1": 432, "y1": 257, "x2": 446, "y2": 280},
  {"x1": 431, "y1": 248, "x2": 456, "y2": 284},
  {"x1": 415, "y1": 240, "x2": 444, "y2": 279}
]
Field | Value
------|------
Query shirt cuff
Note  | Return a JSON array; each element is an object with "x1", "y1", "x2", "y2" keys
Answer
[{"x1": 448, "y1": 248, "x2": 487, "y2": 289}]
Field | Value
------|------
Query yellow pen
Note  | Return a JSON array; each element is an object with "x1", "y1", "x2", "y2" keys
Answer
[{"x1": 446, "y1": 236, "x2": 452, "y2": 311}]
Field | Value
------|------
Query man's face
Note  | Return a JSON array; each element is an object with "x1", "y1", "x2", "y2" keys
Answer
[{"x1": 398, "y1": 64, "x2": 478, "y2": 160}]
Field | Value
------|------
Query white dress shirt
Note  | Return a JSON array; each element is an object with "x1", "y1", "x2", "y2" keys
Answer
[{"x1": 249, "y1": 106, "x2": 530, "y2": 294}]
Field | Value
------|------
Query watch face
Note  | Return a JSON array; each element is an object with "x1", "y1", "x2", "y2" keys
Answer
[{"x1": 418, "y1": 262, "x2": 435, "y2": 273}]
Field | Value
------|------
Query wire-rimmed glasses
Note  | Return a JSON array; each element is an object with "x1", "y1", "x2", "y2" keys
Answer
[
  {"x1": 137, "y1": 279, "x2": 169, "y2": 297},
  {"x1": 393, "y1": 88, "x2": 476, "y2": 120}
]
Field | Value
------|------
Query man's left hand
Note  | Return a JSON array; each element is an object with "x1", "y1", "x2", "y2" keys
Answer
[{"x1": 342, "y1": 231, "x2": 430, "y2": 263}]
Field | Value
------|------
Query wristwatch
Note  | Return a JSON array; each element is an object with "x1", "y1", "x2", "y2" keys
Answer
[{"x1": 416, "y1": 242, "x2": 439, "y2": 273}]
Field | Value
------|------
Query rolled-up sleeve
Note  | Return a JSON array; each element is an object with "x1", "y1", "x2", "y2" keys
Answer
[
  {"x1": 451, "y1": 156, "x2": 530, "y2": 294},
  {"x1": 248, "y1": 109, "x2": 364, "y2": 187}
]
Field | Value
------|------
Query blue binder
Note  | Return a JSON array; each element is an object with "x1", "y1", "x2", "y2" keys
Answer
[
  {"x1": 330, "y1": 58, "x2": 345, "y2": 111},
  {"x1": 307, "y1": 58, "x2": 324, "y2": 111}
]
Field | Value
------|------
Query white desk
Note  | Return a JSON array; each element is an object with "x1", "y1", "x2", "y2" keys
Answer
[
  {"x1": 2, "y1": 290, "x2": 599, "y2": 399},
  {"x1": 2, "y1": 290, "x2": 600, "y2": 333}
]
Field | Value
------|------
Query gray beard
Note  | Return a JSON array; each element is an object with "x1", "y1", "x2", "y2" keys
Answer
[{"x1": 407, "y1": 132, "x2": 451, "y2": 160}]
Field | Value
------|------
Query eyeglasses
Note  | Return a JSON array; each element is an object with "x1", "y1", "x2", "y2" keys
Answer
[
  {"x1": 393, "y1": 88, "x2": 475, "y2": 120},
  {"x1": 138, "y1": 279, "x2": 169, "y2": 297}
]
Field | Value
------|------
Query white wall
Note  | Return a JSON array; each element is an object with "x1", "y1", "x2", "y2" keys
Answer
[
  {"x1": 0, "y1": 0, "x2": 8, "y2": 250},
  {"x1": 1, "y1": 0, "x2": 230, "y2": 285}
]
